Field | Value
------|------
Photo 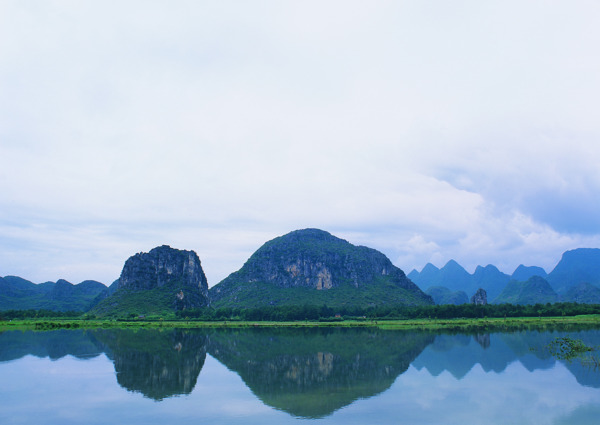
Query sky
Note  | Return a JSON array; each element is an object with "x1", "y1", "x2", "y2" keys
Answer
[{"x1": 2, "y1": 1, "x2": 600, "y2": 287}]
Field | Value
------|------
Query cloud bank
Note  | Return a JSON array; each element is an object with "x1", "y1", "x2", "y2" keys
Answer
[{"x1": 1, "y1": 1, "x2": 600, "y2": 286}]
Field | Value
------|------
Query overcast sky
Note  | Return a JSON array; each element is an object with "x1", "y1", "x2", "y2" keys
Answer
[{"x1": 2, "y1": 1, "x2": 600, "y2": 287}]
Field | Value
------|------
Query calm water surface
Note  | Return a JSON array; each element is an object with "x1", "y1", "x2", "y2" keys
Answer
[{"x1": 1, "y1": 326, "x2": 600, "y2": 424}]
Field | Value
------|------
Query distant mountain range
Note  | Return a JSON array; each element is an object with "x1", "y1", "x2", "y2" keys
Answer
[
  {"x1": 0, "y1": 276, "x2": 106, "y2": 311},
  {"x1": 409, "y1": 248, "x2": 600, "y2": 305},
  {"x1": 2, "y1": 232, "x2": 600, "y2": 313}
]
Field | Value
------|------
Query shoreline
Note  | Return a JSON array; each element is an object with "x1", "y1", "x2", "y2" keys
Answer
[{"x1": 2, "y1": 314, "x2": 600, "y2": 332}]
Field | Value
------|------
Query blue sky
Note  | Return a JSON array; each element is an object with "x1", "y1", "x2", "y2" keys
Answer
[{"x1": 2, "y1": 1, "x2": 600, "y2": 287}]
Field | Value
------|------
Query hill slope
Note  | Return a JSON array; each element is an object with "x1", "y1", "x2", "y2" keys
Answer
[
  {"x1": 425, "y1": 286, "x2": 469, "y2": 305},
  {"x1": 209, "y1": 229, "x2": 433, "y2": 308},
  {"x1": 494, "y1": 276, "x2": 558, "y2": 305},
  {"x1": 546, "y1": 248, "x2": 600, "y2": 293},
  {"x1": 0, "y1": 276, "x2": 107, "y2": 311},
  {"x1": 561, "y1": 282, "x2": 600, "y2": 304}
]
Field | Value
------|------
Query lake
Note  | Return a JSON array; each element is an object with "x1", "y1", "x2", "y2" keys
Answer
[{"x1": 1, "y1": 326, "x2": 600, "y2": 424}]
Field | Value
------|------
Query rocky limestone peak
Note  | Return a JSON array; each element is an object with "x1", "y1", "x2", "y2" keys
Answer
[
  {"x1": 118, "y1": 245, "x2": 209, "y2": 310},
  {"x1": 470, "y1": 288, "x2": 487, "y2": 305},
  {"x1": 237, "y1": 228, "x2": 408, "y2": 290},
  {"x1": 210, "y1": 228, "x2": 433, "y2": 308}
]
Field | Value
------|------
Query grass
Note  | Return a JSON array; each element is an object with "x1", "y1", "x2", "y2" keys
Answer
[
  {"x1": 546, "y1": 336, "x2": 594, "y2": 361},
  {"x1": 2, "y1": 314, "x2": 600, "y2": 332}
]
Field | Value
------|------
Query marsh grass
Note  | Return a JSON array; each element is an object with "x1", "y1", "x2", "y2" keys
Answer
[
  {"x1": 546, "y1": 336, "x2": 594, "y2": 361},
  {"x1": 542, "y1": 335, "x2": 600, "y2": 371},
  {"x1": 2, "y1": 314, "x2": 600, "y2": 332}
]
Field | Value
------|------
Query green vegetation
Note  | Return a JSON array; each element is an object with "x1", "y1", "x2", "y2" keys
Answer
[
  {"x1": 426, "y1": 286, "x2": 469, "y2": 305},
  {"x1": 546, "y1": 336, "x2": 594, "y2": 361},
  {"x1": 0, "y1": 309, "x2": 82, "y2": 320},
  {"x1": 3, "y1": 314, "x2": 600, "y2": 335},
  {"x1": 176, "y1": 301, "x2": 600, "y2": 322},
  {"x1": 542, "y1": 335, "x2": 600, "y2": 369},
  {"x1": 563, "y1": 282, "x2": 600, "y2": 303},
  {"x1": 3, "y1": 301, "x2": 600, "y2": 325},
  {"x1": 89, "y1": 287, "x2": 180, "y2": 318},
  {"x1": 210, "y1": 278, "x2": 429, "y2": 310},
  {"x1": 0, "y1": 276, "x2": 107, "y2": 312},
  {"x1": 0, "y1": 317, "x2": 597, "y2": 335},
  {"x1": 494, "y1": 276, "x2": 558, "y2": 305}
]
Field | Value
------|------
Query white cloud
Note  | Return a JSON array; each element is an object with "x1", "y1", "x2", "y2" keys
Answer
[{"x1": 1, "y1": 1, "x2": 600, "y2": 284}]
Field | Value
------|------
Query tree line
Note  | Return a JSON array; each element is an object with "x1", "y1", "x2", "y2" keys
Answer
[
  {"x1": 0, "y1": 309, "x2": 81, "y2": 320},
  {"x1": 3, "y1": 302, "x2": 600, "y2": 321},
  {"x1": 175, "y1": 302, "x2": 600, "y2": 322}
]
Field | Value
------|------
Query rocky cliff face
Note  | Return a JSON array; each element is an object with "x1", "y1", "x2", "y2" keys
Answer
[
  {"x1": 117, "y1": 245, "x2": 209, "y2": 310},
  {"x1": 210, "y1": 229, "x2": 433, "y2": 307},
  {"x1": 222, "y1": 229, "x2": 411, "y2": 290},
  {"x1": 470, "y1": 288, "x2": 487, "y2": 305}
]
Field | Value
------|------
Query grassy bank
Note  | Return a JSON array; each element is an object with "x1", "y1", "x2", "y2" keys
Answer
[{"x1": 2, "y1": 314, "x2": 600, "y2": 332}]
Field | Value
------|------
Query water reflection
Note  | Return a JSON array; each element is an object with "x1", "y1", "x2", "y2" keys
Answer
[
  {"x1": 0, "y1": 328, "x2": 104, "y2": 362},
  {"x1": 1, "y1": 325, "x2": 600, "y2": 419},
  {"x1": 95, "y1": 329, "x2": 208, "y2": 400},
  {"x1": 411, "y1": 329, "x2": 600, "y2": 388},
  {"x1": 207, "y1": 328, "x2": 434, "y2": 418}
]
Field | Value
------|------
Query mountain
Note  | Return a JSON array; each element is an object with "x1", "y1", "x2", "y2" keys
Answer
[
  {"x1": 408, "y1": 263, "x2": 440, "y2": 286},
  {"x1": 409, "y1": 260, "x2": 472, "y2": 292},
  {"x1": 410, "y1": 261, "x2": 509, "y2": 301},
  {"x1": 44, "y1": 279, "x2": 107, "y2": 311},
  {"x1": 209, "y1": 228, "x2": 433, "y2": 308},
  {"x1": 546, "y1": 248, "x2": 600, "y2": 293},
  {"x1": 0, "y1": 276, "x2": 107, "y2": 311},
  {"x1": 88, "y1": 279, "x2": 119, "y2": 310},
  {"x1": 439, "y1": 260, "x2": 474, "y2": 292},
  {"x1": 425, "y1": 286, "x2": 469, "y2": 305},
  {"x1": 91, "y1": 245, "x2": 209, "y2": 317},
  {"x1": 511, "y1": 265, "x2": 547, "y2": 282},
  {"x1": 472, "y1": 265, "x2": 510, "y2": 300},
  {"x1": 561, "y1": 282, "x2": 600, "y2": 304},
  {"x1": 411, "y1": 248, "x2": 600, "y2": 305},
  {"x1": 494, "y1": 276, "x2": 558, "y2": 305}
]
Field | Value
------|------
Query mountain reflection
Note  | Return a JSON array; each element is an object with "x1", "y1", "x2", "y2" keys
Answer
[
  {"x1": 0, "y1": 329, "x2": 105, "y2": 362},
  {"x1": 93, "y1": 329, "x2": 208, "y2": 401},
  {"x1": 206, "y1": 328, "x2": 434, "y2": 418},
  {"x1": 2, "y1": 325, "x2": 600, "y2": 414},
  {"x1": 411, "y1": 329, "x2": 600, "y2": 388}
]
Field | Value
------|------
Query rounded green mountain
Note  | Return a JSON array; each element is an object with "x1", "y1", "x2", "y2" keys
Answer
[{"x1": 209, "y1": 229, "x2": 433, "y2": 308}]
